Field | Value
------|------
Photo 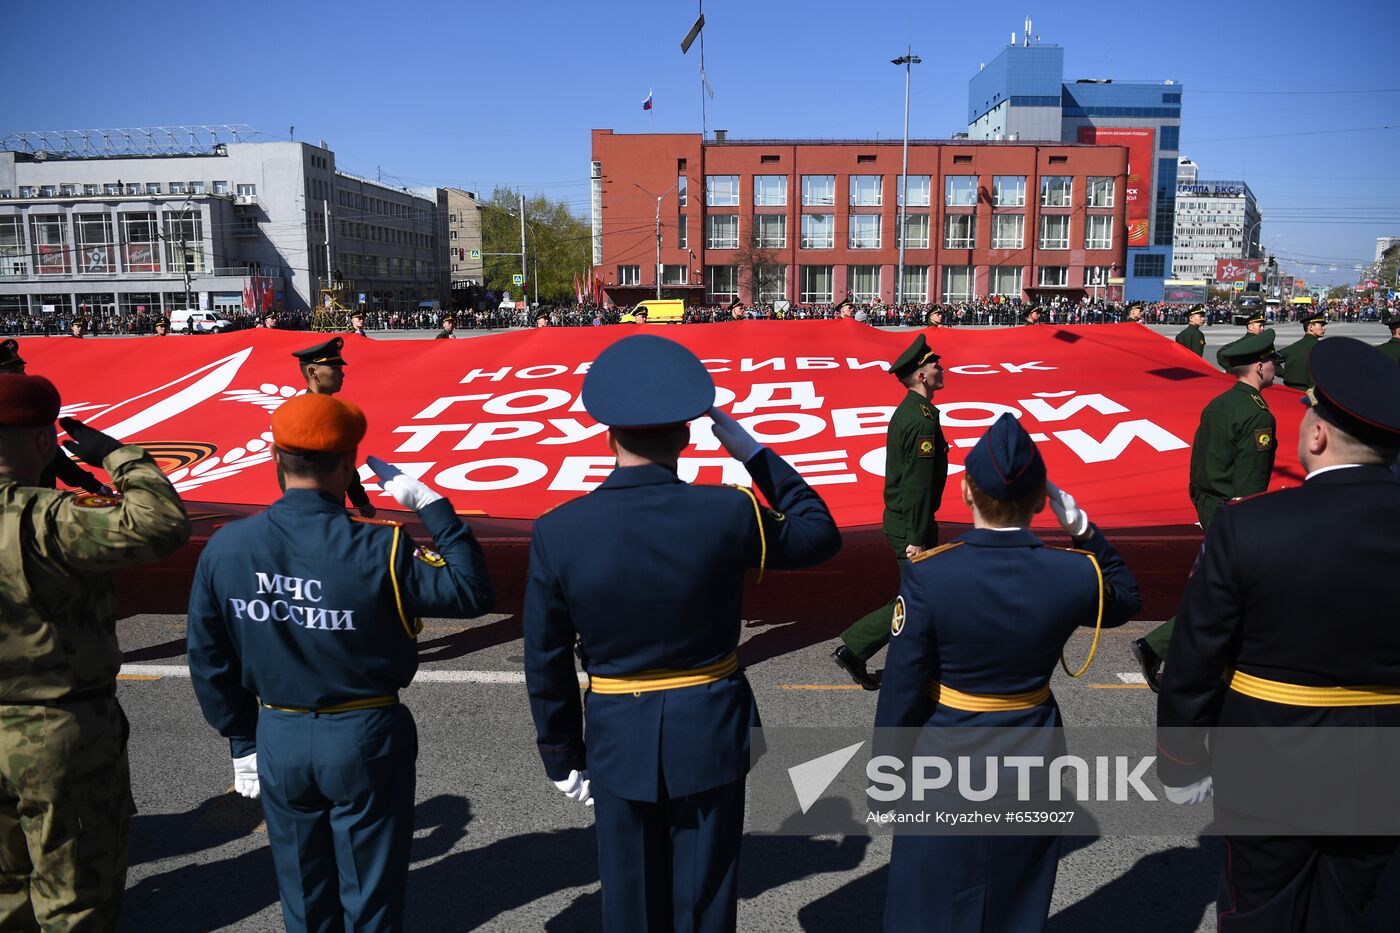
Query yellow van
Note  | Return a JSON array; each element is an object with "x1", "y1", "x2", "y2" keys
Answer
[{"x1": 633, "y1": 299, "x2": 686, "y2": 324}]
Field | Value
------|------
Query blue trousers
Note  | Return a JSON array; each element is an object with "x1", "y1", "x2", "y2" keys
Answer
[
  {"x1": 592, "y1": 778, "x2": 746, "y2": 933},
  {"x1": 256, "y1": 704, "x2": 417, "y2": 933},
  {"x1": 884, "y1": 834, "x2": 1058, "y2": 932}
]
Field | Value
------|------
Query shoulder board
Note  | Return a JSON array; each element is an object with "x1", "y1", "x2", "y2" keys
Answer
[
  {"x1": 1250, "y1": 394, "x2": 1268, "y2": 411},
  {"x1": 538, "y1": 495, "x2": 584, "y2": 518},
  {"x1": 1226, "y1": 488, "x2": 1281, "y2": 506},
  {"x1": 350, "y1": 515, "x2": 403, "y2": 527},
  {"x1": 909, "y1": 541, "x2": 964, "y2": 564},
  {"x1": 1048, "y1": 544, "x2": 1096, "y2": 558}
]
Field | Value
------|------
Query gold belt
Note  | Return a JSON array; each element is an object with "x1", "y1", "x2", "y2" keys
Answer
[
  {"x1": 262, "y1": 695, "x2": 398, "y2": 714},
  {"x1": 927, "y1": 682, "x2": 1052, "y2": 712},
  {"x1": 1228, "y1": 670, "x2": 1400, "y2": 708},
  {"x1": 589, "y1": 653, "x2": 739, "y2": 696}
]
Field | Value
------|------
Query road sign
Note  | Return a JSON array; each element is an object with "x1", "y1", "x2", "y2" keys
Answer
[
  {"x1": 470, "y1": 249, "x2": 481, "y2": 261},
  {"x1": 1233, "y1": 281, "x2": 1244, "y2": 291},
  {"x1": 512, "y1": 274, "x2": 524, "y2": 286}
]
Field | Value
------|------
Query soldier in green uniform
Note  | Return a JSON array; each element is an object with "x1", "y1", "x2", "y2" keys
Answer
[
  {"x1": 1244, "y1": 308, "x2": 1266, "y2": 335},
  {"x1": 1279, "y1": 307, "x2": 1327, "y2": 389},
  {"x1": 1174, "y1": 305, "x2": 1207, "y2": 356},
  {"x1": 1133, "y1": 330, "x2": 1283, "y2": 687},
  {"x1": 1376, "y1": 314, "x2": 1400, "y2": 364},
  {"x1": 435, "y1": 314, "x2": 456, "y2": 339},
  {"x1": 1021, "y1": 305, "x2": 1042, "y2": 325},
  {"x1": 831, "y1": 334, "x2": 948, "y2": 689},
  {"x1": 0, "y1": 374, "x2": 190, "y2": 931},
  {"x1": 1125, "y1": 301, "x2": 1145, "y2": 324},
  {"x1": 0, "y1": 340, "x2": 110, "y2": 496},
  {"x1": 284, "y1": 338, "x2": 375, "y2": 518}
]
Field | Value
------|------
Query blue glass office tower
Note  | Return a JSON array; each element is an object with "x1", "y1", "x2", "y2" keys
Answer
[{"x1": 968, "y1": 43, "x2": 1183, "y2": 302}]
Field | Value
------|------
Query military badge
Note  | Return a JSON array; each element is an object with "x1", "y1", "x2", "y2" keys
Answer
[
  {"x1": 1255, "y1": 430, "x2": 1272, "y2": 451},
  {"x1": 891, "y1": 596, "x2": 906, "y2": 637},
  {"x1": 72, "y1": 494, "x2": 120, "y2": 509},
  {"x1": 917, "y1": 436, "x2": 936, "y2": 458},
  {"x1": 413, "y1": 546, "x2": 447, "y2": 568}
]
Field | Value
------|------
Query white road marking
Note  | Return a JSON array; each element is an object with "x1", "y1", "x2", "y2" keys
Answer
[
  {"x1": 120, "y1": 664, "x2": 587, "y2": 685},
  {"x1": 1117, "y1": 672, "x2": 1148, "y2": 685}
]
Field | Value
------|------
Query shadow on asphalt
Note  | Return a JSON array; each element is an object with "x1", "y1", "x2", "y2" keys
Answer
[
  {"x1": 416, "y1": 616, "x2": 522, "y2": 663},
  {"x1": 122, "y1": 637, "x2": 188, "y2": 662}
]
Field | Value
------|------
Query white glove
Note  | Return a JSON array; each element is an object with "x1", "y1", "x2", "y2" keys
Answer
[
  {"x1": 232, "y1": 753, "x2": 260, "y2": 799},
  {"x1": 708, "y1": 407, "x2": 762, "y2": 462},
  {"x1": 1162, "y1": 776, "x2": 1213, "y2": 805},
  {"x1": 367, "y1": 456, "x2": 443, "y2": 511},
  {"x1": 552, "y1": 769, "x2": 594, "y2": 807},
  {"x1": 1045, "y1": 481, "x2": 1090, "y2": 539}
]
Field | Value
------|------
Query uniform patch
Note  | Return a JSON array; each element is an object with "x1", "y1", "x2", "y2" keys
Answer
[
  {"x1": 72, "y1": 494, "x2": 120, "y2": 509},
  {"x1": 891, "y1": 596, "x2": 906, "y2": 637},
  {"x1": 763, "y1": 507, "x2": 786, "y2": 523},
  {"x1": 917, "y1": 436, "x2": 936, "y2": 458},
  {"x1": 413, "y1": 546, "x2": 447, "y2": 568},
  {"x1": 1254, "y1": 430, "x2": 1273, "y2": 450}
]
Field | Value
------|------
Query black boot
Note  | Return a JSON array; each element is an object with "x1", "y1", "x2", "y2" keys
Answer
[
  {"x1": 831, "y1": 645, "x2": 881, "y2": 691},
  {"x1": 1131, "y1": 639, "x2": 1163, "y2": 694}
]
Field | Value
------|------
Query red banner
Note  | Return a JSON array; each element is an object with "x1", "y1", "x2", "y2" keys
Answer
[
  {"x1": 1078, "y1": 126, "x2": 1154, "y2": 248},
  {"x1": 18, "y1": 323, "x2": 1306, "y2": 530},
  {"x1": 1215, "y1": 259, "x2": 1263, "y2": 283}
]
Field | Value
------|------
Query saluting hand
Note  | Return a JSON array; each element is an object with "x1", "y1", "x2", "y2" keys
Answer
[
  {"x1": 1046, "y1": 481, "x2": 1091, "y2": 539},
  {"x1": 708, "y1": 407, "x2": 762, "y2": 462},
  {"x1": 58, "y1": 417, "x2": 124, "y2": 467},
  {"x1": 367, "y1": 456, "x2": 442, "y2": 512}
]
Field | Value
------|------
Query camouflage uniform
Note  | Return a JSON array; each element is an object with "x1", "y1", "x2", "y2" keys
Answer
[{"x1": 0, "y1": 446, "x2": 189, "y2": 932}]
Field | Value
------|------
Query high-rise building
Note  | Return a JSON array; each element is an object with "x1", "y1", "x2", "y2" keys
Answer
[
  {"x1": 1172, "y1": 178, "x2": 1261, "y2": 281},
  {"x1": 1376, "y1": 236, "x2": 1400, "y2": 263},
  {"x1": 967, "y1": 39, "x2": 1183, "y2": 302},
  {"x1": 0, "y1": 129, "x2": 447, "y2": 320}
]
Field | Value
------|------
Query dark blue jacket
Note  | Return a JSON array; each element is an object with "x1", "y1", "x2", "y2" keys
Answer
[
  {"x1": 524, "y1": 448, "x2": 840, "y2": 801},
  {"x1": 188, "y1": 490, "x2": 493, "y2": 756},
  {"x1": 875, "y1": 526, "x2": 1140, "y2": 733}
]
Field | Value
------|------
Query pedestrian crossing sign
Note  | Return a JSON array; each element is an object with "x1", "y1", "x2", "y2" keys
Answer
[{"x1": 512, "y1": 274, "x2": 524, "y2": 286}]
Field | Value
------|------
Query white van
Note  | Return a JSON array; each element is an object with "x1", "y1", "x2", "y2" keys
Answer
[{"x1": 169, "y1": 309, "x2": 236, "y2": 334}]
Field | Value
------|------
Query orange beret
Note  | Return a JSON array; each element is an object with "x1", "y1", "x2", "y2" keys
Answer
[
  {"x1": 271, "y1": 393, "x2": 366, "y2": 454},
  {"x1": 0, "y1": 374, "x2": 60, "y2": 428}
]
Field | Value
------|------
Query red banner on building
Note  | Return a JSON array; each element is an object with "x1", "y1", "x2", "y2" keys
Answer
[
  {"x1": 1215, "y1": 259, "x2": 1264, "y2": 283},
  {"x1": 19, "y1": 323, "x2": 1307, "y2": 530},
  {"x1": 1078, "y1": 126, "x2": 1155, "y2": 248}
]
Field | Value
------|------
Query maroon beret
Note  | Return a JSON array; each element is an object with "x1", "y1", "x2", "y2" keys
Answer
[{"x1": 0, "y1": 374, "x2": 60, "y2": 428}]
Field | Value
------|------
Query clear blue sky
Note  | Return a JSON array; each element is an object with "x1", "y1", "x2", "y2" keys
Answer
[{"x1": 8, "y1": 0, "x2": 1399, "y2": 286}]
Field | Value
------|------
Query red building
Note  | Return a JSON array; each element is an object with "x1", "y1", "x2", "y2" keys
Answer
[{"x1": 591, "y1": 129, "x2": 1128, "y2": 306}]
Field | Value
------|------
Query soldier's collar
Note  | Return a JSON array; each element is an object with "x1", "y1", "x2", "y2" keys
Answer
[{"x1": 599, "y1": 463, "x2": 685, "y2": 490}]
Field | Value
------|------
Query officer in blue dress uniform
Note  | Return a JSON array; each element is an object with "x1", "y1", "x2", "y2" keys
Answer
[
  {"x1": 522, "y1": 334, "x2": 841, "y2": 932},
  {"x1": 1157, "y1": 337, "x2": 1400, "y2": 932},
  {"x1": 187, "y1": 393, "x2": 494, "y2": 933},
  {"x1": 874, "y1": 413, "x2": 1140, "y2": 932}
]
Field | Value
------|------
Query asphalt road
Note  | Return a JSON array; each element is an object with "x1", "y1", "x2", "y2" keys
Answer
[{"x1": 112, "y1": 320, "x2": 1397, "y2": 931}]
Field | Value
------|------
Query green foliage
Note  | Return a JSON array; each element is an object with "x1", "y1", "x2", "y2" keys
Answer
[{"x1": 480, "y1": 186, "x2": 592, "y2": 302}]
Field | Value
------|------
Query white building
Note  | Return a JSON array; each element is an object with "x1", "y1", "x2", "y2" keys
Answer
[
  {"x1": 1376, "y1": 236, "x2": 1400, "y2": 263},
  {"x1": 1172, "y1": 178, "x2": 1261, "y2": 281}
]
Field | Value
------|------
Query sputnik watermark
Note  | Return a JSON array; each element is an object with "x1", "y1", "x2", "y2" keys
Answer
[{"x1": 866, "y1": 754, "x2": 1157, "y2": 803}]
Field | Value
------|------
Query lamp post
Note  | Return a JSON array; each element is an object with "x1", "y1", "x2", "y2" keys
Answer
[
  {"x1": 634, "y1": 182, "x2": 679, "y2": 299},
  {"x1": 892, "y1": 49, "x2": 921, "y2": 306}
]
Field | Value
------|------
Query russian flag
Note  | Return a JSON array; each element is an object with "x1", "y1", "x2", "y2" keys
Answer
[{"x1": 642, "y1": 89, "x2": 653, "y2": 111}]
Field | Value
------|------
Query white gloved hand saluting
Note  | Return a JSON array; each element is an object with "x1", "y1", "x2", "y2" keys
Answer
[
  {"x1": 1045, "y1": 481, "x2": 1091, "y2": 539},
  {"x1": 367, "y1": 456, "x2": 443, "y2": 512},
  {"x1": 553, "y1": 769, "x2": 594, "y2": 807},
  {"x1": 1162, "y1": 776, "x2": 1213, "y2": 805},
  {"x1": 708, "y1": 407, "x2": 762, "y2": 463},
  {"x1": 232, "y1": 753, "x2": 260, "y2": 799}
]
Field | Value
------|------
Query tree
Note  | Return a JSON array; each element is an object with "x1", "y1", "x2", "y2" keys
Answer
[
  {"x1": 730, "y1": 222, "x2": 783, "y2": 304},
  {"x1": 479, "y1": 186, "x2": 592, "y2": 302}
]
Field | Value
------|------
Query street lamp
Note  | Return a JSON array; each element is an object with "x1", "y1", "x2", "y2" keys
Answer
[
  {"x1": 892, "y1": 49, "x2": 921, "y2": 306},
  {"x1": 1243, "y1": 217, "x2": 1264, "y2": 259},
  {"x1": 634, "y1": 182, "x2": 679, "y2": 299}
]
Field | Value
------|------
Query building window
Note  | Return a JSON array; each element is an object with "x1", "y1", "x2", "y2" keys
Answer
[
  {"x1": 706, "y1": 214, "x2": 739, "y2": 249},
  {"x1": 754, "y1": 175, "x2": 787, "y2": 207},
  {"x1": 849, "y1": 214, "x2": 881, "y2": 249},
  {"x1": 801, "y1": 214, "x2": 834, "y2": 249},
  {"x1": 992, "y1": 214, "x2": 1024, "y2": 249},
  {"x1": 75, "y1": 214, "x2": 114, "y2": 274},
  {"x1": 1085, "y1": 265, "x2": 1112, "y2": 288},
  {"x1": 677, "y1": 175, "x2": 687, "y2": 207},
  {"x1": 900, "y1": 267, "x2": 929, "y2": 302},
  {"x1": 1040, "y1": 176, "x2": 1072, "y2": 207},
  {"x1": 899, "y1": 214, "x2": 929, "y2": 249},
  {"x1": 59, "y1": 184, "x2": 77, "y2": 197},
  {"x1": 212, "y1": 180, "x2": 229, "y2": 194},
  {"x1": 662, "y1": 264, "x2": 688, "y2": 286},
  {"x1": 19, "y1": 186, "x2": 37, "y2": 198},
  {"x1": 849, "y1": 175, "x2": 882, "y2": 207},
  {"x1": 1159, "y1": 125, "x2": 1180, "y2": 149},
  {"x1": 120, "y1": 212, "x2": 161, "y2": 272},
  {"x1": 83, "y1": 184, "x2": 99, "y2": 196},
  {"x1": 188, "y1": 181, "x2": 205, "y2": 194},
  {"x1": 30, "y1": 215, "x2": 70, "y2": 274},
  {"x1": 848, "y1": 265, "x2": 881, "y2": 302},
  {"x1": 800, "y1": 265, "x2": 833, "y2": 304},
  {"x1": 1085, "y1": 215, "x2": 1113, "y2": 250},
  {"x1": 990, "y1": 266, "x2": 1023, "y2": 298},
  {"x1": 942, "y1": 265, "x2": 974, "y2": 302},
  {"x1": 38, "y1": 186, "x2": 57, "y2": 197},
  {"x1": 618, "y1": 265, "x2": 640, "y2": 286},
  {"x1": 1133, "y1": 253, "x2": 1166, "y2": 278},
  {"x1": 945, "y1": 176, "x2": 978, "y2": 207},
  {"x1": 944, "y1": 215, "x2": 976, "y2": 250},
  {"x1": 1086, "y1": 176, "x2": 1114, "y2": 208},
  {"x1": 993, "y1": 176, "x2": 1026, "y2": 207},
  {"x1": 163, "y1": 211, "x2": 204, "y2": 272},
  {"x1": 237, "y1": 183, "x2": 256, "y2": 197},
  {"x1": 706, "y1": 265, "x2": 739, "y2": 303},
  {"x1": 754, "y1": 264, "x2": 786, "y2": 302},
  {"x1": 1038, "y1": 215, "x2": 1070, "y2": 250},
  {"x1": 0, "y1": 217, "x2": 28, "y2": 276},
  {"x1": 450, "y1": 231, "x2": 458, "y2": 240},
  {"x1": 706, "y1": 175, "x2": 740, "y2": 206},
  {"x1": 1038, "y1": 266, "x2": 1068, "y2": 287},
  {"x1": 898, "y1": 175, "x2": 931, "y2": 207},
  {"x1": 168, "y1": 182, "x2": 185, "y2": 195},
  {"x1": 677, "y1": 216, "x2": 688, "y2": 249},
  {"x1": 754, "y1": 214, "x2": 786, "y2": 249},
  {"x1": 802, "y1": 175, "x2": 836, "y2": 206}
]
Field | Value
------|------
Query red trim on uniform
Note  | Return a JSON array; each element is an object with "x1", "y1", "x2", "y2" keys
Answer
[
  {"x1": 1219, "y1": 839, "x2": 1238, "y2": 922},
  {"x1": 1154, "y1": 738, "x2": 1201, "y2": 766}
]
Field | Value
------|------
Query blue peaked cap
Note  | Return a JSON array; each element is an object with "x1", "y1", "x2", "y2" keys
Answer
[
  {"x1": 582, "y1": 334, "x2": 715, "y2": 428},
  {"x1": 965, "y1": 413, "x2": 1047, "y2": 501}
]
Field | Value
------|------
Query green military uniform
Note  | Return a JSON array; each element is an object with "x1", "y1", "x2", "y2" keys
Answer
[
  {"x1": 1376, "y1": 318, "x2": 1400, "y2": 364},
  {"x1": 1175, "y1": 305, "x2": 1207, "y2": 356},
  {"x1": 280, "y1": 338, "x2": 374, "y2": 514},
  {"x1": 435, "y1": 315, "x2": 456, "y2": 339},
  {"x1": 0, "y1": 435, "x2": 189, "y2": 930},
  {"x1": 1279, "y1": 309, "x2": 1326, "y2": 390},
  {"x1": 1142, "y1": 330, "x2": 1282, "y2": 657},
  {"x1": 839, "y1": 335, "x2": 949, "y2": 662}
]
